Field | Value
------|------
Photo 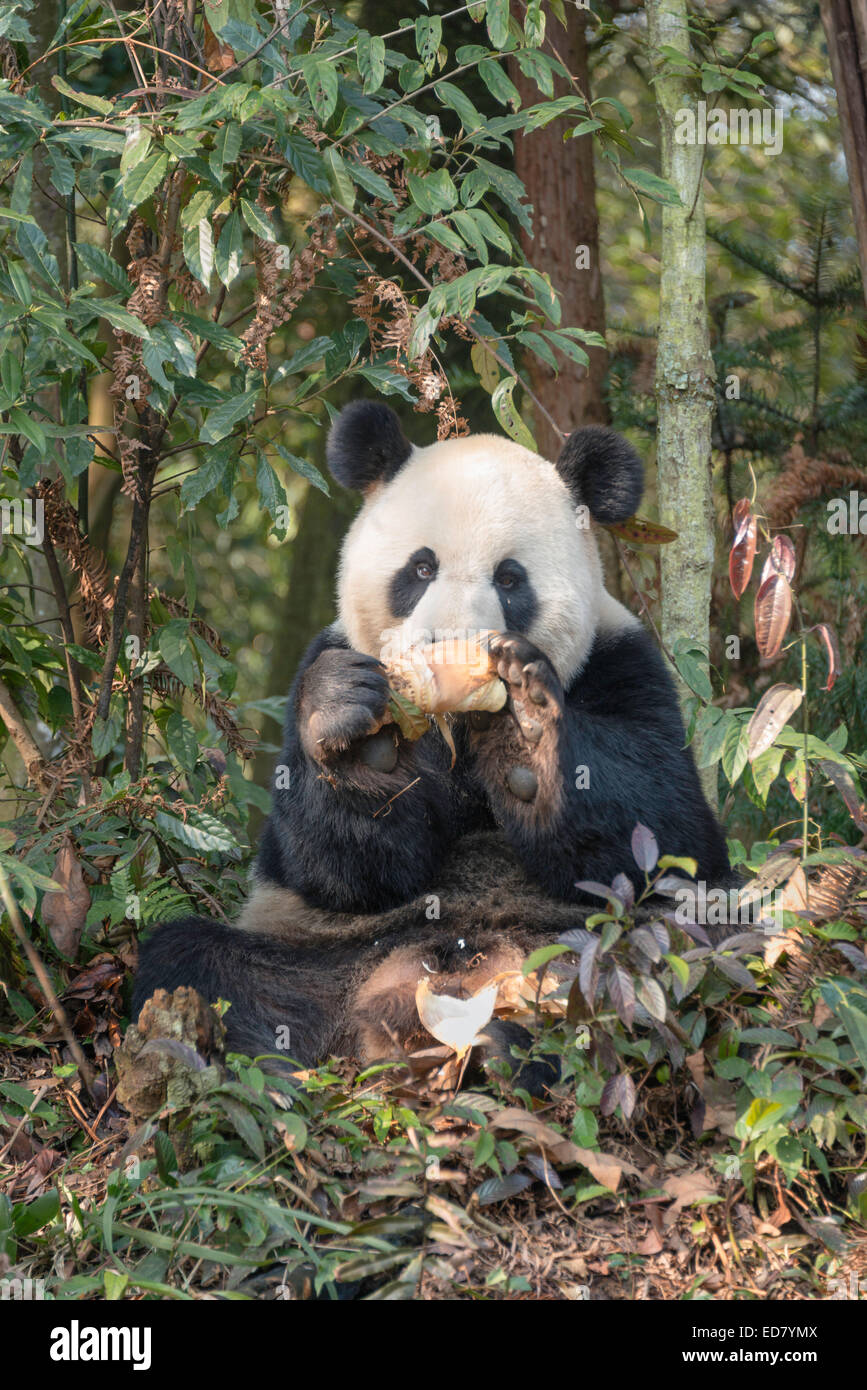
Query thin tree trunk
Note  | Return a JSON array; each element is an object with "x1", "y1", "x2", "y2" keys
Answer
[
  {"x1": 646, "y1": 0, "x2": 717, "y2": 803},
  {"x1": 509, "y1": 3, "x2": 608, "y2": 453},
  {"x1": 821, "y1": 0, "x2": 867, "y2": 315},
  {"x1": 509, "y1": 3, "x2": 621, "y2": 595}
]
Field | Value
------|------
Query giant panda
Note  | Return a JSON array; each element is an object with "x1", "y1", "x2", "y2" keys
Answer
[{"x1": 133, "y1": 400, "x2": 730, "y2": 1075}]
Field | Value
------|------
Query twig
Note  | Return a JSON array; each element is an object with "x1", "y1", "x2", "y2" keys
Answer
[
  {"x1": 330, "y1": 202, "x2": 565, "y2": 443},
  {"x1": 40, "y1": 524, "x2": 84, "y2": 734},
  {"x1": 0, "y1": 861, "x2": 97, "y2": 1096},
  {"x1": 613, "y1": 537, "x2": 677, "y2": 667}
]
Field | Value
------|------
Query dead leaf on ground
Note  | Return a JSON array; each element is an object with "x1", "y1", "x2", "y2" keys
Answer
[{"x1": 42, "y1": 833, "x2": 90, "y2": 959}]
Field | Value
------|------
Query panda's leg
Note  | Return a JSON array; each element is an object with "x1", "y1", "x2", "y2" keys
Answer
[
  {"x1": 470, "y1": 631, "x2": 566, "y2": 827},
  {"x1": 350, "y1": 940, "x2": 559, "y2": 1096},
  {"x1": 351, "y1": 945, "x2": 438, "y2": 1062},
  {"x1": 133, "y1": 918, "x2": 340, "y2": 1068}
]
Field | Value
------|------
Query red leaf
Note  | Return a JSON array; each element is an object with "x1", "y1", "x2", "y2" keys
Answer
[
  {"x1": 813, "y1": 623, "x2": 841, "y2": 691},
  {"x1": 729, "y1": 499, "x2": 757, "y2": 599},
  {"x1": 605, "y1": 515, "x2": 678, "y2": 545},
  {"x1": 759, "y1": 534, "x2": 796, "y2": 584},
  {"x1": 746, "y1": 683, "x2": 803, "y2": 761},
  {"x1": 754, "y1": 571, "x2": 792, "y2": 658}
]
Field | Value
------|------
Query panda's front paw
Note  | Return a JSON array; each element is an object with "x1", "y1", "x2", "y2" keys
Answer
[
  {"x1": 299, "y1": 647, "x2": 390, "y2": 765},
  {"x1": 488, "y1": 632, "x2": 564, "y2": 743}
]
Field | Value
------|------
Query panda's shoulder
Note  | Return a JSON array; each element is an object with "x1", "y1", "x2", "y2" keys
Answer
[{"x1": 569, "y1": 610, "x2": 676, "y2": 714}]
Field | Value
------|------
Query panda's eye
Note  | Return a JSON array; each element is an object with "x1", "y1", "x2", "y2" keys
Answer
[
  {"x1": 494, "y1": 559, "x2": 526, "y2": 592},
  {"x1": 415, "y1": 561, "x2": 434, "y2": 582}
]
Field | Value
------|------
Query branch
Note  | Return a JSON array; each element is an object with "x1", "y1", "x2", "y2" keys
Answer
[
  {"x1": 0, "y1": 861, "x2": 97, "y2": 1096},
  {"x1": 0, "y1": 677, "x2": 45, "y2": 785},
  {"x1": 331, "y1": 202, "x2": 566, "y2": 444}
]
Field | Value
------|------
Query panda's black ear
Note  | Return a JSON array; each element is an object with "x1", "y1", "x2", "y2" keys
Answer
[
  {"x1": 326, "y1": 400, "x2": 413, "y2": 493},
  {"x1": 555, "y1": 426, "x2": 644, "y2": 524}
]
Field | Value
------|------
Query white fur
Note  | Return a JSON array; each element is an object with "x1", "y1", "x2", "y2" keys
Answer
[{"x1": 337, "y1": 434, "x2": 631, "y2": 686}]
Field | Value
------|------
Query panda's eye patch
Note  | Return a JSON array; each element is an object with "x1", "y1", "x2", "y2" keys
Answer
[
  {"x1": 389, "y1": 547, "x2": 438, "y2": 618},
  {"x1": 494, "y1": 559, "x2": 527, "y2": 591}
]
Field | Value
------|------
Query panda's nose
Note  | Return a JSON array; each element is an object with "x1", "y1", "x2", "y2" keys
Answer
[{"x1": 405, "y1": 576, "x2": 503, "y2": 642}]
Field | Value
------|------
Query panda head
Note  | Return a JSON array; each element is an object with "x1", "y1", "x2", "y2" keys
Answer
[{"x1": 326, "y1": 400, "x2": 644, "y2": 686}]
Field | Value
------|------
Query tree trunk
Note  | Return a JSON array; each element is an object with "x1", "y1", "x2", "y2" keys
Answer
[
  {"x1": 645, "y1": 0, "x2": 717, "y2": 803},
  {"x1": 509, "y1": 3, "x2": 621, "y2": 594},
  {"x1": 821, "y1": 0, "x2": 867, "y2": 315}
]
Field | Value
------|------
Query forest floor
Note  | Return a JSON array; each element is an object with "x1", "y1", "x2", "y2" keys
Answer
[{"x1": 2, "y1": 940, "x2": 865, "y2": 1302}]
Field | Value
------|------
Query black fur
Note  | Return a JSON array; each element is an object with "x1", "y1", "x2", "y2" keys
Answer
[
  {"x1": 493, "y1": 558, "x2": 537, "y2": 632},
  {"x1": 326, "y1": 400, "x2": 412, "y2": 493},
  {"x1": 132, "y1": 919, "x2": 339, "y2": 1066},
  {"x1": 388, "y1": 546, "x2": 438, "y2": 618},
  {"x1": 556, "y1": 425, "x2": 644, "y2": 523},
  {"x1": 253, "y1": 621, "x2": 728, "y2": 912}
]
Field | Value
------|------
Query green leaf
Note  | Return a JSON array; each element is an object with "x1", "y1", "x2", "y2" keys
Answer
[
  {"x1": 51, "y1": 75, "x2": 112, "y2": 114},
  {"x1": 435, "y1": 81, "x2": 483, "y2": 133},
  {"x1": 407, "y1": 168, "x2": 458, "y2": 215},
  {"x1": 158, "y1": 620, "x2": 198, "y2": 687},
  {"x1": 357, "y1": 31, "x2": 386, "y2": 94},
  {"x1": 300, "y1": 56, "x2": 338, "y2": 124},
  {"x1": 273, "y1": 442, "x2": 329, "y2": 495},
  {"x1": 622, "y1": 167, "x2": 683, "y2": 207},
  {"x1": 165, "y1": 711, "x2": 198, "y2": 773},
  {"x1": 240, "y1": 198, "x2": 276, "y2": 242},
  {"x1": 210, "y1": 122, "x2": 243, "y2": 183},
  {"x1": 819, "y1": 978, "x2": 867, "y2": 1074},
  {"x1": 73, "y1": 242, "x2": 131, "y2": 296},
  {"x1": 283, "y1": 132, "x2": 331, "y2": 194},
  {"x1": 478, "y1": 58, "x2": 520, "y2": 109},
  {"x1": 81, "y1": 298, "x2": 153, "y2": 341},
  {"x1": 215, "y1": 210, "x2": 243, "y2": 287},
  {"x1": 522, "y1": 943, "x2": 571, "y2": 976},
  {"x1": 120, "y1": 123, "x2": 152, "y2": 175},
  {"x1": 9, "y1": 407, "x2": 45, "y2": 452},
  {"x1": 154, "y1": 809, "x2": 238, "y2": 856},
  {"x1": 270, "y1": 336, "x2": 332, "y2": 383},
  {"x1": 121, "y1": 151, "x2": 168, "y2": 209},
  {"x1": 255, "y1": 451, "x2": 288, "y2": 528},
  {"x1": 200, "y1": 389, "x2": 257, "y2": 445},
  {"x1": 486, "y1": 0, "x2": 511, "y2": 49},
  {"x1": 324, "y1": 146, "x2": 355, "y2": 212},
  {"x1": 415, "y1": 15, "x2": 443, "y2": 73},
  {"x1": 13, "y1": 1189, "x2": 60, "y2": 1237},
  {"x1": 491, "y1": 377, "x2": 535, "y2": 450},
  {"x1": 521, "y1": 267, "x2": 560, "y2": 324}
]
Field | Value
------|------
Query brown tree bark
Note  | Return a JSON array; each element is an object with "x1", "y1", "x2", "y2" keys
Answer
[
  {"x1": 508, "y1": 2, "x2": 609, "y2": 462},
  {"x1": 821, "y1": 0, "x2": 867, "y2": 316}
]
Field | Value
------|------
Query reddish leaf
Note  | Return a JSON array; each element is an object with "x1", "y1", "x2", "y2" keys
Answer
[
  {"x1": 611, "y1": 871, "x2": 635, "y2": 911},
  {"x1": 608, "y1": 964, "x2": 636, "y2": 1028},
  {"x1": 818, "y1": 759, "x2": 867, "y2": 831},
  {"x1": 754, "y1": 571, "x2": 792, "y2": 658},
  {"x1": 203, "y1": 18, "x2": 235, "y2": 73},
  {"x1": 605, "y1": 515, "x2": 678, "y2": 545},
  {"x1": 600, "y1": 1071, "x2": 637, "y2": 1120},
  {"x1": 579, "y1": 935, "x2": 601, "y2": 1007},
  {"x1": 812, "y1": 623, "x2": 841, "y2": 692},
  {"x1": 631, "y1": 822, "x2": 659, "y2": 873},
  {"x1": 729, "y1": 499, "x2": 757, "y2": 599},
  {"x1": 760, "y1": 534, "x2": 796, "y2": 584},
  {"x1": 42, "y1": 834, "x2": 90, "y2": 960},
  {"x1": 747, "y1": 683, "x2": 803, "y2": 761}
]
